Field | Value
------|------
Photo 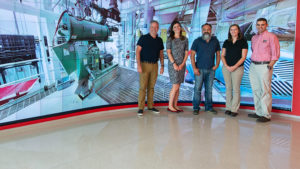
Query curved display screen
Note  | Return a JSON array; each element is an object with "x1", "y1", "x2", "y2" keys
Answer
[{"x1": 0, "y1": 0, "x2": 297, "y2": 124}]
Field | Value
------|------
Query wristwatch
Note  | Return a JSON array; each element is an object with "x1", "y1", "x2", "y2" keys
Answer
[{"x1": 172, "y1": 61, "x2": 175, "y2": 65}]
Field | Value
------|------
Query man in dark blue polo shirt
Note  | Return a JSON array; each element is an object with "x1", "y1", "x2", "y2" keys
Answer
[
  {"x1": 136, "y1": 20, "x2": 164, "y2": 116},
  {"x1": 190, "y1": 23, "x2": 221, "y2": 115}
]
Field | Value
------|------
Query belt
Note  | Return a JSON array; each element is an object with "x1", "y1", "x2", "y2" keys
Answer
[
  {"x1": 141, "y1": 61, "x2": 157, "y2": 64},
  {"x1": 251, "y1": 60, "x2": 270, "y2": 65}
]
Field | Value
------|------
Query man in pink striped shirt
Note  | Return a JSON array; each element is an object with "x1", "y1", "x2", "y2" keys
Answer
[{"x1": 248, "y1": 18, "x2": 280, "y2": 122}]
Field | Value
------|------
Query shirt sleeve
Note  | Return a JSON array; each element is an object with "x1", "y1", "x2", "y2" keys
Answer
[
  {"x1": 222, "y1": 40, "x2": 228, "y2": 49},
  {"x1": 184, "y1": 38, "x2": 189, "y2": 51},
  {"x1": 251, "y1": 36, "x2": 255, "y2": 52},
  {"x1": 242, "y1": 39, "x2": 248, "y2": 49},
  {"x1": 159, "y1": 38, "x2": 164, "y2": 50},
  {"x1": 166, "y1": 38, "x2": 172, "y2": 50},
  {"x1": 216, "y1": 38, "x2": 221, "y2": 51},
  {"x1": 270, "y1": 34, "x2": 280, "y2": 61},
  {"x1": 191, "y1": 39, "x2": 198, "y2": 52},
  {"x1": 137, "y1": 36, "x2": 144, "y2": 47}
]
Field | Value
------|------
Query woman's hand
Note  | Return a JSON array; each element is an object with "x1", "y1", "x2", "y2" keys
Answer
[
  {"x1": 178, "y1": 63, "x2": 185, "y2": 70},
  {"x1": 228, "y1": 65, "x2": 237, "y2": 72},
  {"x1": 173, "y1": 63, "x2": 179, "y2": 71}
]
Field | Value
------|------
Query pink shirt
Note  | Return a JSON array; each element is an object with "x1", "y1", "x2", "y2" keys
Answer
[{"x1": 251, "y1": 30, "x2": 280, "y2": 62}]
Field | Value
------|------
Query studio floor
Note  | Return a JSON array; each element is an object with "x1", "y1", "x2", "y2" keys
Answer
[{"x1": 0, "y1": 107, "x2": 300, "y2": 169}]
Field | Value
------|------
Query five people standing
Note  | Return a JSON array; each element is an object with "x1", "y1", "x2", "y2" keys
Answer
[{"x1": 136, "y1": 18, "x2": 280, "y2": 123}]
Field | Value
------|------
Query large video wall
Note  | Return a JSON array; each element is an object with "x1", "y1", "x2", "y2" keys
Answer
[{"x1": 0, "y1": 0, "x2": 297, "y2": 124}]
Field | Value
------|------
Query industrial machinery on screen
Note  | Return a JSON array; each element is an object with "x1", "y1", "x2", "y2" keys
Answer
[
  {"x1": 0, "y1": 35, "x2": 40, "y2": 105},
  {"x1": 0, "y1": 0, "x2": 297, "y2": 124},
  {"x1": 52, "y1": 0, "x2": 120, "y2": 100}
]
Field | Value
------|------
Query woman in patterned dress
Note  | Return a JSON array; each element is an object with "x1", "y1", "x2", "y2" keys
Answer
[{"x1": 166, "y1": 21, "x2": 189, "y2": 112}]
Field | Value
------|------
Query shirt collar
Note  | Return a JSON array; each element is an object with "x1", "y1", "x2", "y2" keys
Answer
[{"x1": 148, "y1": 33, "x2": 158, "y2": 39}]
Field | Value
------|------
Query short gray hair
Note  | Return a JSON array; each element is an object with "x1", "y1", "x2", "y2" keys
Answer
[{"x1": 150, "y1": 20, "x2": 159, "y2": 26}]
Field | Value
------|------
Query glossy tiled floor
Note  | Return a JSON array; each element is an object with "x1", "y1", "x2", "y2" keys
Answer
[{"x1": 1, "y1": 107, "x2": 300, "y2": 169}]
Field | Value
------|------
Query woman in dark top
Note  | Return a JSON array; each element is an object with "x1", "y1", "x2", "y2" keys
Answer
[
  {"x1": 166, "y1": 21, "x2": 189, "y2": 112},
  {"x1": 221, "y1": 24, "x2": 248, "y2": 116}
]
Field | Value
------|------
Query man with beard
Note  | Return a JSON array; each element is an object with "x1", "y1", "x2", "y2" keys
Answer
[{"x1": 190, "y1": 23, "x2": 221, "y2": 115}]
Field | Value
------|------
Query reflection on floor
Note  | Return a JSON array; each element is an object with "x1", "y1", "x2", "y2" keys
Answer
[{"x1": 0, "y1": 107, "x2": 299, "y2": 169}]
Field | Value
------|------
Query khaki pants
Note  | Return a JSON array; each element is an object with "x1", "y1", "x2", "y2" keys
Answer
[
  {"x1": 249, "y1": 63, "x2": 273, "y2": 118},
  {"x1": 222, "y1": 66, "x2": 244, "y2": 113},
  {"x1": 138, "y1": 62, "x2": 158, "y2": 110}
]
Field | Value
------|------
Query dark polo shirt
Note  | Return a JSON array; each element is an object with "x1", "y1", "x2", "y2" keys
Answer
[
  {"x1": 137, "y1": 33, "x2": 164, "y2": 63},
  {"x1": 222, "y1": 38, "x2": 248, "y2": 66},
  {"x1": 191, "y1": 36, "x2": 221, "y2": 69}
]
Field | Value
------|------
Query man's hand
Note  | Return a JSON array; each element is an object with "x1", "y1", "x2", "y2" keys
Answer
[
  {"x1": 137, "y1": 65, "x2": 142, "y2": 73},
  {"x1": 267, "y1": 65, "x2": 273, "y2": 70},
  {"x1": 212, "y1": 65, "x2": 219, "y2": 71},
  {"x1": 160, "y1": 67, "x2": 164, "y2": 74},
  {"x1": 194, "y1": 68, "x2": 200, "y2": 76}
]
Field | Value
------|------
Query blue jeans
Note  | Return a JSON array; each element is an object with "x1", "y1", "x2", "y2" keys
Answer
[{"x1": 193, "y1": 69, "x2": 215, "y2": 111}]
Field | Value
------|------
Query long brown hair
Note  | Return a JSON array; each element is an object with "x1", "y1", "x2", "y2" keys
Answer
[
  {"x1": 228, "y1": 24, "x2": 243, "y2": 41},
  {"x1": 169, "y1": 20, "x2": 185, "y2": 40}
]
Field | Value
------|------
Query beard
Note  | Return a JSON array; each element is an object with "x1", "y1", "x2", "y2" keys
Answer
[{"x1": 202, "y1": 32, "x2": 211, "y2": 40}]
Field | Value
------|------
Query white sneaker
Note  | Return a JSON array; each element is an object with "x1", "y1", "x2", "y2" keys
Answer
[{"x1": 137, "y1": 109, "x2": 143, "y2": 116}]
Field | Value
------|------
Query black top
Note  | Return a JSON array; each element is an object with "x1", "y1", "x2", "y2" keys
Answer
[
  {"x1": 137, "y1": 33, "x2": 164, "y2": 63},
  {"x1": 191, "y1": 36, "x2": 221, "y2": 69},
  {"x1": 222, "y1": 39, "x2": 248, "y2": 66}
]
